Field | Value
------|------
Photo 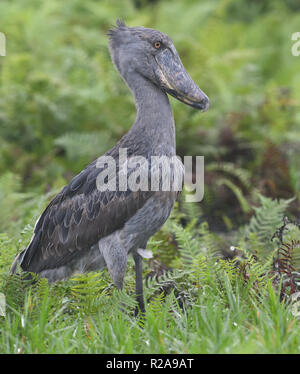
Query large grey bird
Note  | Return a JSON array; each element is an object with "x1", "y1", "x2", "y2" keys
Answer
[{"x1": 11, "y1": 20, "x2": 209, "y2": 313}]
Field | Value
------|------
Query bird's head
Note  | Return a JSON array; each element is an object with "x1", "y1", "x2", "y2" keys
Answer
[{"x1": 108, "y1": 20, "x2": 209, "y2": 112}]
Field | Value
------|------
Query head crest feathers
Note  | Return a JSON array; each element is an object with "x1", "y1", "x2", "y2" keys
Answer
[
  {"x1": 107, "y1": 19, "x2": 127, "y2": 40},
  {"x1": 116, "y1": 19, "x2": 126, "y2": 28}
]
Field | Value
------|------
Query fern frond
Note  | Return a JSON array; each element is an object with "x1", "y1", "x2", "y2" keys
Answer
[
  {"x1": 249, "y1": 195, "x2": 294, "y2": 238},
  {"x1": 148, "y1": 291, "x2": 165, "y2": 314},
  {"x1": 3, "y1": 271, "x2": 33, "y2": 312},
  {"x1": 217, "y1": 178, "x2": 252, "y2": 213},
  {"x1": 69, "y1": 271, "x2": 110, "y2": 315},
  {"x1": 168, "y1": 221, "x2": 201, "y2": 266},
  {"x1": 207, "y1": 162, "x2": 252, "y2": 190}
]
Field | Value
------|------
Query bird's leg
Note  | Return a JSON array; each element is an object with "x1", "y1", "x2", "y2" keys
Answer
[{"x1": 133, "y1": 252, "x2": 145, "y2": 316}]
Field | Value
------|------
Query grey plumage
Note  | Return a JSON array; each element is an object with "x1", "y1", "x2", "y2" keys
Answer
[{"x1": 11, "y1": 21, "x2": 209, "y2": 313}]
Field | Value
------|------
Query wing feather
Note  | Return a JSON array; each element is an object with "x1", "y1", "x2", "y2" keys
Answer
[{"x1": 20, "y1": 158, "x2": 154, "y2": 273}]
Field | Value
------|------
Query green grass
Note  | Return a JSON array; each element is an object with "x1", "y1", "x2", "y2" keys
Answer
[
  {"x1": 0, "y1": 0, "x2": 300, "y2": 354},
  {"x1": 1, "y1": 270, "x2": 299, "y2": 354},
  {"x1": 1, "y1": 196, "x2": 300, "y2": 354}
]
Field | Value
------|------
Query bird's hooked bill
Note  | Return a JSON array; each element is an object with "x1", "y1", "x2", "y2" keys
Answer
[{"x1": 154, "y1": 47, "x2": 209, "y2": 111}]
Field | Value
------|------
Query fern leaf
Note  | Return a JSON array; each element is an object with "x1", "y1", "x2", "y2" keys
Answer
[{"x1": 245, "y1": 194, "x2": 294, "y2": 244}]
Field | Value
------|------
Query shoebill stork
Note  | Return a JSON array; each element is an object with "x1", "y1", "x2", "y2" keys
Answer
[{"x1": 11, "y1": 20, "x2": 209, "y2": 313}]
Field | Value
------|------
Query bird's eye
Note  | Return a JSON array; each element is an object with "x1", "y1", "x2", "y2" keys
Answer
[{"x1": 154, "y1": 41, "x2": 161, "y2": 49}]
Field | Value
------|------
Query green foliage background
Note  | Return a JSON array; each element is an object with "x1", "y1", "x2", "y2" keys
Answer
[{"x1": 0, "y1": 0, "x2": 300, "y2": 354}]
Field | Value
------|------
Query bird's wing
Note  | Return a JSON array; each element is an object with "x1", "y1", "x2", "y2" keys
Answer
[{"x1": 20, "y1": 157, "x2": 155, "y2": 273}]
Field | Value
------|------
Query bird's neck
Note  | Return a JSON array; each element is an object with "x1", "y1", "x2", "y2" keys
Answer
[{"x1": 126, "y1": 74, "x2": 176, "y2": 156}]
